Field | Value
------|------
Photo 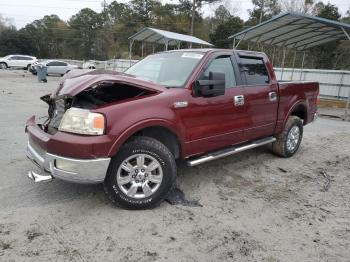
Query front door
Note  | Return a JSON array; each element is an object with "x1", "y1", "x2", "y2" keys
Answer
[{"x1": 186, "y1": 54, "x2": 247, "y2": 156}]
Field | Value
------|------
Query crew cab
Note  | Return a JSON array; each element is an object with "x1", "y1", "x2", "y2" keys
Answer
[
  {"x1": 0, "y1": 54, "x2": 37, "y2": 70},
  {"x1": 25, "y1": 49, "x2": 319, "y2": 209}
]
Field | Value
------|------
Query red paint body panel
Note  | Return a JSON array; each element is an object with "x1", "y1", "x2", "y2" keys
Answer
[{"x1": 25, "y1": 49, "x2": 319, "y2": 161}]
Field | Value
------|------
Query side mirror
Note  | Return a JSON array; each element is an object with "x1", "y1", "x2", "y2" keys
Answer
[{"x1": 194, "y1": 72, "x2": 225, "y2": 97}]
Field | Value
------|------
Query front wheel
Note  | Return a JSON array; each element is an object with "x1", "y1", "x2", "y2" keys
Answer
[
  {"x1": 104, "y1": 136, "x2": 177, "y2": 209},
  {"x1": 0, "y1": 62, "x2": 7, "y2": 69},
  {"x1": 272, "y1": 116, "x2": 303, "y2": 157}
]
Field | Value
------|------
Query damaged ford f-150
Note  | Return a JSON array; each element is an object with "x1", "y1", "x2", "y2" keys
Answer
[{"x1": 25, "y1": 49, "x2": 319, "y2": 209}]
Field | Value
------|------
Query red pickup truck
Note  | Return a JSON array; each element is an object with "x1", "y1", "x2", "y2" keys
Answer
[{"x1": 26, "y1": 49, "x2": 319, "y2": 209}]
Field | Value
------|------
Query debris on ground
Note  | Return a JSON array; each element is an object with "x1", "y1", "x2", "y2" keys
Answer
[
  {"x1": 278, "y1": 167, "x2": 288, "y2": 173},
  {"x1": 319, "y1": 169, "x2": 331, "y2": 192},
  {"x1": 165, "y1": 188, "x2": 202, "y2": 207}
]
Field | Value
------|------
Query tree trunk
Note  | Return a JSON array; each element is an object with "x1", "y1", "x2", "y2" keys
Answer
[{"x1": 190, "y1": 0, "x2": 196, "y2": 36}]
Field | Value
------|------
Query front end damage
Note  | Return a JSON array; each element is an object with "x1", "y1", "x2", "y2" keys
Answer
[{"x1": 25, "y1": 72, "x2": 161, "y2": 184}]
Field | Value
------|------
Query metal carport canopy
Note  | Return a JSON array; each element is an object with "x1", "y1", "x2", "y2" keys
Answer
[
  {"x1": 129, "y1": 27, "x2": 214, "y2": 48},
  {"x1": 229, "y1": 12, "x2": 350, "y2": 50}
]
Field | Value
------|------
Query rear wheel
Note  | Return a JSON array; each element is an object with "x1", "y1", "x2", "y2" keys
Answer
[
  {"x1": 104, "y1": 136, "x2": 176, "y2": 209},
  {"x1": 272, "y1": 116, "x2": 303, "y2": 157}
]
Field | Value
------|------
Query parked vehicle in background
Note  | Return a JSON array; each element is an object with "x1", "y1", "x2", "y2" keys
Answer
[
  {"x1": 82, "y1": 60, "x2": 96, "y2": 69},
  {"x1": 25, "y1": 49, "x2": 319, "y2": 209},
  {"x1": 31, "y1": 60, "x2": 79, "y2": 76},
  {"x1": 0, "y1": 55, "x2": 37, "y2": 70}
]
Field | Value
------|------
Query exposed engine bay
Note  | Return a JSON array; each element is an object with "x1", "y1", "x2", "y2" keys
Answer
[{"x1": 40, "y1": 82, "x2": 154, "y2": 134}]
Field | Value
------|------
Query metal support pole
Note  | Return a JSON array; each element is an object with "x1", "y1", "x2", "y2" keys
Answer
[
  {"x1": 234, "y1": 33, "x2": 246, "y2": 49},
  {"x1": 141, "y1": 41, "x2": 144, "y2": 58},
  {"x1": 291, "y1": 50, "x2": 297, "y2": 80},
  {"x1": 345, "y1": 86, "x2": 350, "y2": 120},
  {"x1": 271, "y1": 47, "x2": 276, "y2": 66},
  {"x1": 300, "y1": 51, "x2": 306, "y2": 80},
  {"x1": 233, "y1": 38, "x2": 236, "y2": 49},
  {"x1": 129, "y1": 40, "x2": 134, "y2": 67},
  {"x1": 165, "y1": 39, "x2": 169, "y2": 51},
  {"x1": 247, "y1": 42, "x2": 250, "y2": 51},
  {"x1": 341, "y1": 27, "x2": 350, "y2": 120},
  {"x1": 280, "y1": 47, "x2": 286, "y2": 80},
  {"x1": 152, "y1": 45, "x2": 155, "y2": 54}
]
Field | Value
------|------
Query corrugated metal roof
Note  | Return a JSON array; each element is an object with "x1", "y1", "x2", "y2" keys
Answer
[
  {"x1": 128, "y1": 27, "x2": 214, "y2": 46},
  {"x1": 229, "y1": 12, "x2": 350, "y2": 50}
]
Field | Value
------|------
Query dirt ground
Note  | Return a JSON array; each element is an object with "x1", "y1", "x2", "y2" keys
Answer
[{"x1": 0, "y1": 70, "x2": 349, "y2": 262}]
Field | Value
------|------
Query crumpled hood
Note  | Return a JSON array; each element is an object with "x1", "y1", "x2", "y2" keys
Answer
[{"x1": 54, "y1": 69, "x2": 165, "y2": 97}]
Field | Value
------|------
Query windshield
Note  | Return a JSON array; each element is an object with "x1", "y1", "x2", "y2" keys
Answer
[{"x1": 125, "y1": 51, "x2": 204, "y2": 87}]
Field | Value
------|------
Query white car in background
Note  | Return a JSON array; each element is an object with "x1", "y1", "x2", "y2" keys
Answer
[
  {"x1": 31, "y1": 60, "x2": 79, "y2": 76},
  {"x1": 0, "y1": 55, "x2": 37, "y2": 70}
]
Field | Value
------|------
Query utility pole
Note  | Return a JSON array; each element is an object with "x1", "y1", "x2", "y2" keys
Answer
[
  {"x1": 103, "y1": 0, "x2": 106, "y2": 12},
  {"x1": 259, "y1": 0, "x2": 265, "y2": 24}
]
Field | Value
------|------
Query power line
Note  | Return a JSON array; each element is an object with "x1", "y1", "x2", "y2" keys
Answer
[{"x1": 0, "y1": 4, "x2": 103, "y2": 10}]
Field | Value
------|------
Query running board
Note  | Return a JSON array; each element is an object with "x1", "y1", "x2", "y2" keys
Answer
[{"x1": 187, "y1": 137, "x2": 276, "y2": 167}]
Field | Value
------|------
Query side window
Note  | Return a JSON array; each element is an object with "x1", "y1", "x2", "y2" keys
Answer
[
  {"x1": 202, "y1": 56, "x2": 236, "y2": 88},
  {"x1": 240, "y1": 56, "x2": 269, "y2": 85},
  {"x1": 11, "y1": 56, "x2": 20, "y2": 60},
  {"x1": 47, "y1": 62, "x2": 56, "y2": 66},
  {"x1": 57, "y1": 62, "x2": 67, "y2": 66}
]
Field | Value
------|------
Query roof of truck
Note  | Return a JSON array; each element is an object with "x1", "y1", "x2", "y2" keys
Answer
[{"x1": 164, "y1": 48, "x2": 266, "y2": 56}]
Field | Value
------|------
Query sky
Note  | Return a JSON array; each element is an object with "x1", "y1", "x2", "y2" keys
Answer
[{"x1": 0, "y1": 0, "x2": 349, "y2": 29}]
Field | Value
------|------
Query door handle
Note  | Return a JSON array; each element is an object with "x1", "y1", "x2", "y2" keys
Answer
[
  {"x1": 234, "y1": 95, "x2": 245, "y2": 106},
  {"x1": 269, "y1": 92, "x2": 277, "y2": 101}
]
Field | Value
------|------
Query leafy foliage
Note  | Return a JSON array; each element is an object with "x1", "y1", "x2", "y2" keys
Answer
[{"x1": 0, "y1": 0, "x2": 348, "y2": 70}]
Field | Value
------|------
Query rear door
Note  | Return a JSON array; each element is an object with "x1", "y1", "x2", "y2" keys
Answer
[
  {"x1": 56, "y1": 62, "x2": 68, "y2": 75},
  {"x1": 237, "y1": 54, "x2": 278, "y2": 140},
  {"x1": 186, "y1": 53, "x2": 246, "y2": 154},
  {"x1": 8, "y1": 56, "x2": 22, "y2": 67}
]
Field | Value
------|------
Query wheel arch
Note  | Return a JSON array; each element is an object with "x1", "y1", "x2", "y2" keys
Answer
[
  {"x1": 0, "y1": 62, "x2": 8, "y2": 68},
  {"x1": 284, "y1": 101, "x2": 308, "y2": 127},
  {"x1": 108, "y1": 120, "x2": 183, "y2": 160}
]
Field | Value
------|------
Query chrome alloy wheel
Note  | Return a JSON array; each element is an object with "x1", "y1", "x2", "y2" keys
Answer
[
  {"x1": 116, "y1": 154, "x2": 163, "y2": 199},
  {"x1": 286, "y1": 126, "x2": 300, "y2": 152}
]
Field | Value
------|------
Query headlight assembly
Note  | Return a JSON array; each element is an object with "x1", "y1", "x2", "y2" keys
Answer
[{"x1": 58, "y1": 107, "x2": 105, "y2": 135}]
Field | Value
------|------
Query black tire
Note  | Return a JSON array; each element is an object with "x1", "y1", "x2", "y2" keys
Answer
[
  {"x1": 26, "y1": 64, "x2": 31, "y2": 70},
  {"x1": 104, "y1": 136, "x2": 177, "y2": 209},
  {"x1": 272, "y1": 116, "x2": 303, "y2": 157},
  {"x1": 0, "y1": 62, "x2": 7, "y2": 69}
]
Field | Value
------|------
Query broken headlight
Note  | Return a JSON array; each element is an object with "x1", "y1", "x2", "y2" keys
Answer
[{"x1": 58, "y1": 107, "x2": 105, "y2": 135}]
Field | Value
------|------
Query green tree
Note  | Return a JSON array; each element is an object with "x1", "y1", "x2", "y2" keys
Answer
[
  {"x1": 310, "y1": 3, "x2": 342, "y2": 69},
  {"x1": 0, "y1": 28, "x2": 35, "y2": 56},
  {"x1": 22, "y1": 15, "x2": 68, "y2": 58},
  {"x1": 246, "y1": 0, "x2": 281, "y2": 26},
  {"x1": 189, "y1": 0, "x2": 222, "y2": 35},
  {"x1": 68, "y1": 8, "x2": 104, "y2": 59},
  {"x1": 210, "y1": 16, "x2": 243, "y2": 48}
]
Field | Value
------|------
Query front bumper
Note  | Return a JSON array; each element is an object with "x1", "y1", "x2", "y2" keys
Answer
[{"x1": 26, "y1": 141, "x2": 110, "y2": 184}]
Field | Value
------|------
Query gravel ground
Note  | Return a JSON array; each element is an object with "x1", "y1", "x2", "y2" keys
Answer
[{"x1": 0, "y1": 70, "x2": 349, "y2": 262}]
